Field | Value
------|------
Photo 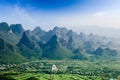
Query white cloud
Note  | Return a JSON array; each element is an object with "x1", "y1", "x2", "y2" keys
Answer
[
  {"x1": 1, "y1": 4, "x2": 120, "y2": 32},
  {"x1": 14, "y1": 6, "x2": 36, "y2": 23},
  {"x1": 93, "y1": 11, "x2": 107, "y2": 17}
]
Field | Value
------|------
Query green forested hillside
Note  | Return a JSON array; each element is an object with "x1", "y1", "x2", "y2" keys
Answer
[{"x1": 0, "y1": 22, "x2": 119, "y2": 63}]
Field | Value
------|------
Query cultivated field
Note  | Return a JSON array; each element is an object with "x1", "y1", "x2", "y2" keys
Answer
[{"x1": 0, "y1": 60, "x2": 120, "y2": 80}]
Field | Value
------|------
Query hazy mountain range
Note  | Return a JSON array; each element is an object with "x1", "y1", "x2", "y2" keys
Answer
[
  {"x1": 72, "y1": 26, "x2": 120, "y2": 38},
  {"x1": 0, "y1": 22, "x2": 120, "y2": 64}
]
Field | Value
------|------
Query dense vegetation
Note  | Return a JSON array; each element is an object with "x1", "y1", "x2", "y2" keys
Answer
[
  {"x1": 0, "y1": 22, "x2": 120, "y2": 79},
  {"x1": 0, "y1": 22, "x2": 119, "y2": 64},
  {"x1": 0, "y1": 60, "x2": 120, "y2": 80}
]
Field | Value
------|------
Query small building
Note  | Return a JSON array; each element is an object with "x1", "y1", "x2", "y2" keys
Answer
[
  {"x1": 109, "y1": 78, "x2": 114, "y2": 80},
  {"x1": 49, "y1": 64, "x2": 58, "y2": 72}
]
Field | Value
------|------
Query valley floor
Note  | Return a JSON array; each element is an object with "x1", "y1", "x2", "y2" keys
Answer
[
  {"x1": 0, "y1": 60, "x2": 120, "y2": 80},
  {"x1": 13, "y1": 73, "x2": 110, "y2": 80}
]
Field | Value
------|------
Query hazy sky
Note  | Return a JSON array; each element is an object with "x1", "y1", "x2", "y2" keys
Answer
[{"x1": 0, "y1": 0, "x2": 120, "y2": 32}]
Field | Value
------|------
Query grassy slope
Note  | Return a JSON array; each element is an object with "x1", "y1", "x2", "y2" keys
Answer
[
  {"x1": 0, "y1": 40, "x2": 25, "y2": 64},
  {"x1": 1, "y1": 60, "x2": 119, "y2": 80},
  {"x1": 12, "y1": 73, "x2": 108, "y2": 80},
  {"x1": 43, "y1": 45, "x2": 72, "y2": 59}
]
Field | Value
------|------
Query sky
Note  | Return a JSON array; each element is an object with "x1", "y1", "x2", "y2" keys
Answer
[{"x1": 0, "y1": 0, "x2": 120, "y2": 34}]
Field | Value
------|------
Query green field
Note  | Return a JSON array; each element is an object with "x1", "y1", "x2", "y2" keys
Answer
[
  {"x1": 11, "y1": 73, "x2": 109, "y2": 80},
  {"x1": 0, "y1": 60, "x2": 120, "y2": 80}
]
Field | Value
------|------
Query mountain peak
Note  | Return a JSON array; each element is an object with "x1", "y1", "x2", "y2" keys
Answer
[
  {"x1": 47, "y1": 35, "x2": 59, "y2": 46},
  {"x1": 32, "y1": 27, "x2": 46, "y2": 41},
  {"x1": 42, "y1": 35, "x2": 72, "y2": 59},
  {"x1": 67, "y1": 30, "x2": 74, "y2": 35},
  {"x1": 18, "y1": 31, "x2": 35, "y2": 49},
  {"x1": 0, "y1": 22, "x2": 10, "y2": 33},
  {"x1": 33, "y1": 26, "x2": 46, "y2": 34},
  {"x1": 10, "y1": 24, "x2": 24, "y2": 36},
  {"x1": 33, "y1": 26, "x2": 42, "y2": 32},
  {"x1": 53, "y1": 26, "x2": 68, "y2": 33}
]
